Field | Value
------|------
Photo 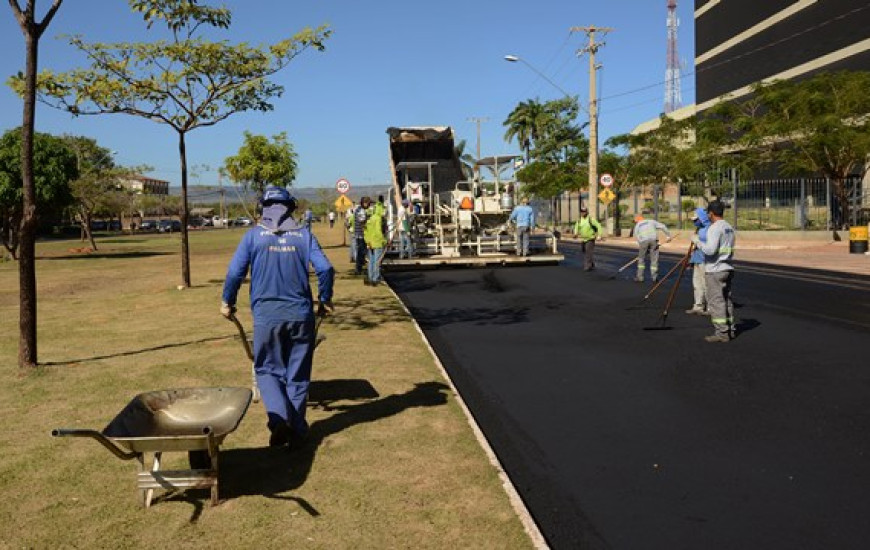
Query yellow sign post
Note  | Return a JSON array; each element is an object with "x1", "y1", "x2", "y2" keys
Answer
[
  {"x1": 598, "y1": 188, "x2": 616, "y2": 205},
  {"x1": 334, "y1": 195, "x2": 353, "y2": 212}
]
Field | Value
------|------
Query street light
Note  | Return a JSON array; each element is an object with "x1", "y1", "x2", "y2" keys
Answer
[
  {"x1": 504, "y1": 54, "x2": 589, "y2": 227},
  {"x1": 503, "y1": 55, "x2": 585, "y2": 112}
]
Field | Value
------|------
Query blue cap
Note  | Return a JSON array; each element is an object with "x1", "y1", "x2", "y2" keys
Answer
[{"x1": 261, "y1": 186, "x2": 294, "y2": 204}]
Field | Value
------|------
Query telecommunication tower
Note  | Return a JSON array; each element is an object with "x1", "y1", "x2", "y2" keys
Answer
[{"x1": 665, "y1": 0, "x2": 682, "y2": 113}]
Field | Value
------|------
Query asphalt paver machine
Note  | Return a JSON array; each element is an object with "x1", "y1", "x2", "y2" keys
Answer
[{"x1": 382, "y1": 126, "x2": 563, "y2": 269}]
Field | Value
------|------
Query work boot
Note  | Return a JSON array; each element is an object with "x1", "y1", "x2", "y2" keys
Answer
[
  {"x1": 634, "y1": 276, "x2": 644, "y2": 283},
  {"x1": 287, "y1": 429, "x2": 309, "y2": 452},
  {"x1": 685, "y1": 307, "x2": 704, "y2": 315},
  {"x1": 268, "y1": 423, "x2": 292, "y2": 447},
  {"x1": 704, "y1": 334, "x2": 730, "y2": 343}
]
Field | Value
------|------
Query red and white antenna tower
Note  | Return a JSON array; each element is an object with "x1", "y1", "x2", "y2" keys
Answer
[{"x1": 665, "y1": 0, "x2": 682, "y2": 113}]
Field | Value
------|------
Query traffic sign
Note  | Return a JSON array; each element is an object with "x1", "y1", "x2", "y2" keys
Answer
[
  {"x1": 334, "y1": 194, "x2": 353, "y2": 212},
  {"x1": 599, "y1": 173, "x2": 614, "y2": 187},
  {"x1": 335, "y1": 178, "x2": 351, "y2": 194},
  {"x1": 598, "y1": 188, "x2": 616, "y2": 204}
]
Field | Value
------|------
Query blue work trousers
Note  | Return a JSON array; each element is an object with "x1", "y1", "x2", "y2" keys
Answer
[
  {"x1": 399, "y1": 232, "x2": 413, "y2": 258},
  {"x1": 516, "y1": 226, "x2": 531, "y2": 256},
  {"x1": 368, "y1": 247, "x2": 384, "y2": 283},
  {"x1": 253, "y1": 318, "x2": 315, "y2": 437}
]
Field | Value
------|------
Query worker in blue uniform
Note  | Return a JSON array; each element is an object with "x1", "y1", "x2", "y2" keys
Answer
[
  {"x1": 221, "y1": 186, "x2": 335, "y2": 449},
  {"x1": 509, "y1": 197, "x2": 536, "y2": 256}
]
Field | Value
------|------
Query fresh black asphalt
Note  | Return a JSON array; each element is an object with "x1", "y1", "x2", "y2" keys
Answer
[{"x1": 386, "y1": 243, "x2": 870, "y2": 549}]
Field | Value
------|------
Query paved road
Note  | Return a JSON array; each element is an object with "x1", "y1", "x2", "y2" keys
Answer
[{"x1": 387, "y1": 244, "x2": 870, "y2": 549}]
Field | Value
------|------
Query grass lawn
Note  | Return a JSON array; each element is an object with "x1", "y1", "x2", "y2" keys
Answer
[{"x1": 0, "y1": 223, "x2": 532, "y2": 549}]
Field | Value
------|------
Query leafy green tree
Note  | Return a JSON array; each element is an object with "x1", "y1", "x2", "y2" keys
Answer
[
  {"x1": 223, "y1": 131, "x2": 298, "y2": 196},
  {"x1": 7, "y1": 0, "x2": 65, "y2": 369},
  {"x1": 508, "y1": 97, "x2": 588, "y2": 210},
  {"x1": 0, "y1": 128, "x2": 76, "y2": 258},
  {"x1": 532, "y1": 97, "x2": 587, "y2": 163},
  {"x1": 702, "y1": 70, "x2": 870, "y2": 228},
  {"x1": 61, "y1": 136, "x2": 142, "y2": 250},
  {"x1": 17, "y1": 0, "x2": 330, "y2": 287}
]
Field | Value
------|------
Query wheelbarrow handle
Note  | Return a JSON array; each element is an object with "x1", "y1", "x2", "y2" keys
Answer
[
  {"x1": 52, "y1": 428, "x2": 138, "y2": 461},
  {"x1": 227, "y1": 314, "x2": 254, "y2": 361}
]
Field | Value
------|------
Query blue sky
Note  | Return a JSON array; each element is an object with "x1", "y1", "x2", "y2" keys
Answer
[{"x1": 1, "y1": 0, "x2": 695, "y2": 190}]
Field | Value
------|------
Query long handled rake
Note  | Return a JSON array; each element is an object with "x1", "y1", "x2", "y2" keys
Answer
[{"x1": 644, "y1": 242, "x2": 695, "y2": 330}]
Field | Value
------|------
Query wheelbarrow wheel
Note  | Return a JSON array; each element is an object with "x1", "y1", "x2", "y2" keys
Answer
[{"x1": 188, "y1": 450, "x2": 211, "y2": 470}]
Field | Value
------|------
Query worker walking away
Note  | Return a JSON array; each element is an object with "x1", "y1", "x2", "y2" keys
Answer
[
  {"x1": 221, "y1": 186, "x2": 335, "y2": 449},
  {"x1": 509, "y1": 197, "x2": 536, "y2": 256},
  {"x1": 692, "y1": 200, "x2": 736, "y2": 342},
  {"x1": 573, "y1": 206, "x2": 602, "y2": 271},
  {"x1": 686, "y1": 208, "x2": 711, "y2": 315},
  {"x1": 328, "y1": 210, "x2": 336, "y2": 229},
  {"x1": 631, "y1": 214, "x2": 672, "y2": 282}
]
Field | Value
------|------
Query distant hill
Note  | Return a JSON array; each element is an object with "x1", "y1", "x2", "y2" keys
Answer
[{"x1": 172, "y1": 184, "x2": 392, "y2": 208}]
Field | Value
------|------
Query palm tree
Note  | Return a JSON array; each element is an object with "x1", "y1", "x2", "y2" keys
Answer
[
  {"x1": 503, "y1": 99, "x2": 548, "y2": 163},
  {"x1": 454, "y1": 139, "x2": 476, "y2": 179}
]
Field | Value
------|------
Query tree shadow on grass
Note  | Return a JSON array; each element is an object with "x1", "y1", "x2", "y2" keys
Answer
[
  {"x1": 38, "y1": 251, "x2": 173, "y2": 261},
  {"x1": 329, "y1": 295, "x2": 411, "y2": 331},
  {"x1": 207, "y1": 381, "x2": 449, "y2": 521},
  {"x1": 99, "y1": 239, "x2": 150, "y2": 244},
  {"x1": 40, "y1": 334, "x2": 236, "y2": 367}
]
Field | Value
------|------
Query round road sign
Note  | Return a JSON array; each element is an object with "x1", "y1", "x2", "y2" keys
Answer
[
  {"x1": 336, "y1": 178, "x2": 351, "y2": 194},
  {"x1": 600, "y1": 173, "x2": 614, "y2": 187}
]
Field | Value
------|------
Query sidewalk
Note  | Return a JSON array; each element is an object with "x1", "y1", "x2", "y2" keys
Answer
[{"x1": 596, "y1": 233, "x2": 870, "y2": 277}]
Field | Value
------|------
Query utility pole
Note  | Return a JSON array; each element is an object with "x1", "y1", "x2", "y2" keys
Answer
[
  {"x1": 467, "y1": 116, "x2": 489, "y2": 160},
  {"x1": 218, "y1": 170, "x2": 227, "y2": 229},
  {"x1": 572, "y1": 25, "x2": 613, "y2": 221}
]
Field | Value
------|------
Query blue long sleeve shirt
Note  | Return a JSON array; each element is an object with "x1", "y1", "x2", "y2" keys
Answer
[
  {"x1": 222, "y1": 223, "x2": 334, "y2": 323},
  {"x1": 690, "y1": 208, "x2": 711, "y2": 265},
  {"x1": 509, "y1": 204, "x2": 536, "y2": 228}
]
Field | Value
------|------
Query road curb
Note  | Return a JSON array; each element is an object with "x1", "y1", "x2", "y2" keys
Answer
[{"x1": 385, "y1": 284, "x2": 550, "y2": 550}]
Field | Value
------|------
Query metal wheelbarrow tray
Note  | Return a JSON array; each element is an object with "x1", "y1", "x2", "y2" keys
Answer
[{"x1": 53, "y1": 387, "x2": 252, "y2": 508}]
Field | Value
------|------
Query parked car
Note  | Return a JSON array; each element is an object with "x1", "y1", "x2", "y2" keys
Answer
[
  {"x1": 139, "y1": 219, "x2": 159, "y2": 232},
  {"x1": 187, "y1": 217, "x2": 205, "y2": 229},
  {"x1": 234, "y1": 216, "x2": 253, "y2": 227},
  {"x1": 158, "y1": 219, "x2": 182, "y2": 233}
]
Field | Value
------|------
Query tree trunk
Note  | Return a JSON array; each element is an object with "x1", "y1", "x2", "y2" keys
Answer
[
  {"x1": 832, "y1": 177, "x2": 850, "y2": 231},
  {"x1": 81, "y1": 210, "x2": 97, "y2": 251},
  {"x1": 18, "y1": 31, "x2": 39, "y2": 369},
  {"x1": 178, "y1": 131, "x2": 191, "y2": 287}
]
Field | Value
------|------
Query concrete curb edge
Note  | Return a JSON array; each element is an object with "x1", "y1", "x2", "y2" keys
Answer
[{"x1": 385, "y1": 284, "x2": 549, "y2": 550}]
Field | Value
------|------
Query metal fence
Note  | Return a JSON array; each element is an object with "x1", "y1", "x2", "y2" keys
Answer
[{"x1": 545, "y1": 176, "x2": 869, "y2": 232}]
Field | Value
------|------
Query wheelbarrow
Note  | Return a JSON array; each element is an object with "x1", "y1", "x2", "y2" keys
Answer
[{"x1": 52, "y1": 386, "x2": 252, "y2": 508}]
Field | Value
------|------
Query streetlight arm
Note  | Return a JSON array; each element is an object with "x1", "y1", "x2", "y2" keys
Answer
[{"x1": 504, "y1": 54, "x2": 588, "y2": 114}]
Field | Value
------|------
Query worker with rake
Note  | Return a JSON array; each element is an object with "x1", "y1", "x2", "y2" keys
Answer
[{"x1": 631, "y1": 214, "x2": 672, "y2": 282}]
